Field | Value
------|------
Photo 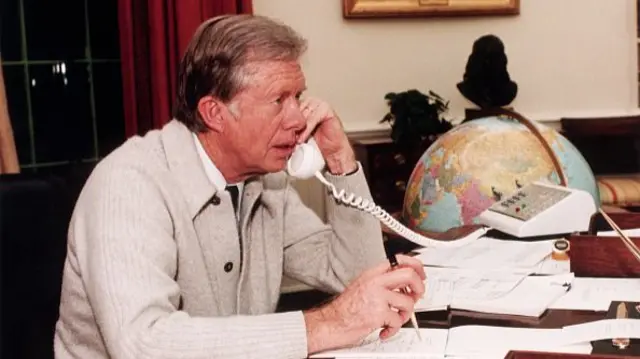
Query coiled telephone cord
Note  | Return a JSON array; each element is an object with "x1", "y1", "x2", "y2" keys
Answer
[{"x1": 313, "y1": 173, "x2": 488, "y2": 248}]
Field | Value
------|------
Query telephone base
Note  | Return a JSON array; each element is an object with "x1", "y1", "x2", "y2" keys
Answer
[{"x1": 476, "y1": 181, "x2": 597, "y2": 238}]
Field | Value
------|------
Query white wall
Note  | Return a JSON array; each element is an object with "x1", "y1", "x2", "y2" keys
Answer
[{"x1": 254, "y1": 0, "x2": 638, "y2": 133}]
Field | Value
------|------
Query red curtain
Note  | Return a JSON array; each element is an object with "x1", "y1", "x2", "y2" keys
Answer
[{"x1": 118, "y1": 0, "x2": 253, "y2": 138}]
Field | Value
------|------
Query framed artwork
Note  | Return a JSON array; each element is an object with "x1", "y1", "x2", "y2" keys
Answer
[{"x1": 343, "y1": 0, "x2": 520, "y2": 18}]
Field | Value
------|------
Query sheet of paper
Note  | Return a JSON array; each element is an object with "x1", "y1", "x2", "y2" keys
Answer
[
  {"x1": 415, "y1": 273, "x2": 453, "y2": 312},
  {"x1": 445, "y1": 325, "x2": 592, "y2": 357},
  {"x1": 549, "y1": 277, "x2": 640, "y2": 311},
  {"x1": 450, "y1": 272, "x2": 530, "y2": 301},
  {"x1": 488, "y1": 344, "x2": 593, "y2": 359},
  {"x1": 416, "y1": 238, "x2": 555, "y2": 270},
  {"x1": 561, "y1": 318, "x2": 640, "y2": 345},
  {"x1": 444, "y1": 344, "x2": 591, "y2": 359},
  {"x1": 416, "y1": 267, "x2": 571, "y2": 317},
  {"x1": 531, "y1": 256, "x2": 571, "y2": 275},
  {"x1": 414, "y1": 267, "x2": 527, "y2": 313},
  {"x1": 452, "y1": 273, "x2": 574, "y2": 317},
  {"x1": 598, "y1": 228, "x2": 640, "y2": 237},
  {"x1": 310, "y1": 328, "x2": 448, "y2": 358}
]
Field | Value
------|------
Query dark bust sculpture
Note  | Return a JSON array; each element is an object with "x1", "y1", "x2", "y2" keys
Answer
[{"x1": 457, "y1": 34, "x2": 517, "y2": 109}]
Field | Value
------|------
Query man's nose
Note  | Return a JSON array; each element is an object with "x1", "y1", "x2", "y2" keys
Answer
[{"x1": 282, "y1": 102, "x2": 307, "y2": 131}]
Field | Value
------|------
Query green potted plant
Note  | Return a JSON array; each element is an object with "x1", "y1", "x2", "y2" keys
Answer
[
  {"x1": 380, "y1": 89, "x2": 453, "y2": 155},
  {"x1": 377, "y1": 89, "x2": 454, "y2": 215}
]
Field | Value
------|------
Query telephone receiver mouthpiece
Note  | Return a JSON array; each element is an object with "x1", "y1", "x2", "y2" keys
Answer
[{"x1": 286, "y1": 138, "x2": 326, "y2": 179}]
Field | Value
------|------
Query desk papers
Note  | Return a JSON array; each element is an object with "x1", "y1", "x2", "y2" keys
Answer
[
  {"x1": 561, "y1": 319, "x2": 640, "y2": 345},
  {"x1": 415, "y1": 238, "x2": 555, "y2": 271},
  {"x1": 532, "y1": 255, "x2": 571, "y2": 275},
  {"x1": 451, "y1": 273, "x2": 572, "y2": 317},
  {"x1": 549, "y1": 277, "x2": 640, "y2": 311},
  {"x1": 313, "y1": 320, "x2": 639, "y2": 358},
  {"x1": 416, "y1": 268, "x2": 572, "y2": 317},
  {"x1": 311, "y1": 325, "x2": 594, "y2": 358},
  {"x1": 310, "y1": 328, "x2": 448, "y2": 358},
  {"x1": 445, "y1": 326, "x2": 592, "y2": 358},
  {"x1": 415, "y1": 268, "x2": 526, "y2": 312}
]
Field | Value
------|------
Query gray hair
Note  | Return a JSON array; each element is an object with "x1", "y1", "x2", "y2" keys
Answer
[{"x1": 174, "y1": 14, "x2": 308, "y2": 132}]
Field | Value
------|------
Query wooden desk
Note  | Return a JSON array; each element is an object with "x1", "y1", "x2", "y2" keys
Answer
[
  {"x1": 481, "y1": 212, "x2": 639, "y2": 358},
  {"x1": 304, "y1": 212, "x2": 640, "y2": 358}
]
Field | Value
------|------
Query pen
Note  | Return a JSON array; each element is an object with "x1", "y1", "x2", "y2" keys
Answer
[
  {"x1": 387, "y1": 253, "x2": 422, "y2": 341},
  {"x1": 612, "y1": 302, "x2": 630, "y2": 349}
]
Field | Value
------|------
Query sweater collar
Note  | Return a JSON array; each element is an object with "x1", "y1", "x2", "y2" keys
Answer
[
  {"x1": 161, "y1": 119, "x2": 263, "y2": 220},
  {"x1": 161, "y1": 120, "x2": 221, "y2": 219}
]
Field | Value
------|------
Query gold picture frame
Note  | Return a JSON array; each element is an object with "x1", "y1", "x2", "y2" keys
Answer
[{"x1": 343, "y1": 0, "x2": 520, "y2": 18}]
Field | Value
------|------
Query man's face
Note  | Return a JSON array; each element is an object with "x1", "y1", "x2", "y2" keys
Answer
[{"x1": 222, "y1": 60, "x2": 307, "y2": 174}]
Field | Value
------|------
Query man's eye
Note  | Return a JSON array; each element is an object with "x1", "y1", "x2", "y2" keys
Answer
[{"x1": 275, "y1": 97, "x2": 283, "y2": 104}]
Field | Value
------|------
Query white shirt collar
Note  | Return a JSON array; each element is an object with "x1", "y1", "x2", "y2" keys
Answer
[{"x1": 192, "y1": 133, "x2": 244, "y2": 196}]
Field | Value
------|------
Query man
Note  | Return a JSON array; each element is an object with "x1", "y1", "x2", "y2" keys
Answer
[{"x1": 54, "y1": 14, "x2": 425, "y2": 359}]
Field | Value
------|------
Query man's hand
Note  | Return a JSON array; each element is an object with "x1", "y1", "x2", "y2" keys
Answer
[
  {"x1": 303, "y1": 255, "x2": 426, "y2": 354},
  {"x1": 299, "y1": 97, "x2": 357, "y2": 175}
]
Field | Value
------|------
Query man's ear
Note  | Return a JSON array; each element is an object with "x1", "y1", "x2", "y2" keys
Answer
[{"x1": 197, "y1": 95, "x2": 224, "y2": 132}]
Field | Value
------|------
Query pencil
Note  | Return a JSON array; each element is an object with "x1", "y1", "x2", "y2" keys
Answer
[{"x1": 387, "y1": 253, "x2": 422, "y2": 341}]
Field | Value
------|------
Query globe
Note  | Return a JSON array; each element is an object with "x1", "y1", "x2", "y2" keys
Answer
[{"x1": 402, "y1": 115, "x2": 600, "y2": 233}]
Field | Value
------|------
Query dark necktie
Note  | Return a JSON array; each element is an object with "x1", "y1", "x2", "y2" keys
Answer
[
  {"x1": 226, "y1": 185, "x2": 239, "y2": 213},
  {"x1": 225, "y1": 185, "x2": 242, "y2": 269}
]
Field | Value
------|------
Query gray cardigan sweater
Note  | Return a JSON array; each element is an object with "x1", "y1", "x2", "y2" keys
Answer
[{"x1": 54, "y1": 120, "x2": 386, "y2": 359}]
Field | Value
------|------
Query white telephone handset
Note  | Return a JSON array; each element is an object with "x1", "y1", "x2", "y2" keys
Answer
[
  {"x1": 286, "y1": 138, "x2": 326, "y2": 180},
  {"x1": 286, "y1": 138, "x2": 488, "y2": 248}
]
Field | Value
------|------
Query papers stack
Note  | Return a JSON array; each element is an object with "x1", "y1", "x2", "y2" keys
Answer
[
  {"x1": 445, "y1": 326, "x2": 591, "y2": 358},
  {"x1": 415, "y1": 238, "x2": 555, "y2": 272},
  {"x1": 549, "y1": 277, "x2": 640, "y2": 311},
  {"x1": 416, "y1": 236, "x2": 640, "y2": 315},
  {"x1": 311, "y1": 328, "x2": 448, "y2": 358},
  {"x1": 416, "y1": 268, "x2": 572, "y2": 317},
  {"x1": 415, "y1": 237, "x2": 572, "y2": 275},
  {"x1": 414, "y1": 238, "x2": 575, "y2": 317},
  {"x1": 311, "y1": 320, "x2": 640, "y2": 358}
]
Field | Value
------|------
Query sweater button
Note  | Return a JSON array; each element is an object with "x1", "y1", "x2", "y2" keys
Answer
[
  {"x1": 224, "y1": 262, "x2": 233, "y2": 272},
  {"x1": 210, "y1": 195, "x2": 220, "y2": 205}
]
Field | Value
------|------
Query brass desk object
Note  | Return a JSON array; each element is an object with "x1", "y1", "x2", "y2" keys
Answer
[{"x1": 612, "y1": 303, "x2": 630, "y2": 350}]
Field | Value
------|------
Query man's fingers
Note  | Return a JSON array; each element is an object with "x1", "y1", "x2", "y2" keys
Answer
[
  {"x1": 379, "y1": 325, "x2": 401, "y2": 340},
  {"x1": 386, "y1": 290, "x2": 417, "y2": 314},
  {"x1": 302, "y1": 98, "x2": 321, "y2": 117},
  {"x1": 298, "y1": 100, "x2": 324, "y2": 143},
  {"x1": 384, "y1": 310, "x2": 404, "y2": 331},
  {"x1": 363, "y1": 255, "x2": 425, "y2": 279},
  {"x1": 379, "y1": 267, "x2": 425, "y2": 299},
  {"x1": 300, "y1": 97, "x2": 315, "y2": 111},
  {"x1": 298, "y1": 127, "x2": 311, "y2": 144},
  {"x1": 298, "y1": 121, "x2": 319, "y2": 143},
  {"x1": 394, "y1": 255, "x2": 426, "y2": 280},
  {"x1": 379, "y1": 311, "x2": 403, "y2": 340},
  {"x1": 298, "y1": 113, "x2": 319, "y2": 142}
]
